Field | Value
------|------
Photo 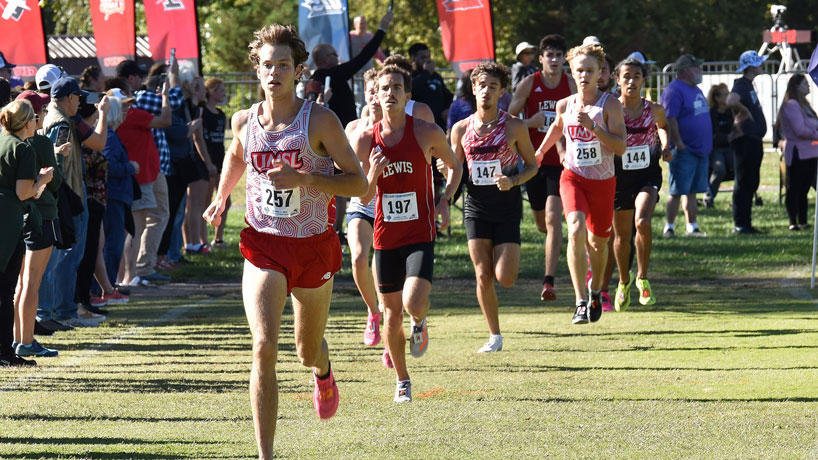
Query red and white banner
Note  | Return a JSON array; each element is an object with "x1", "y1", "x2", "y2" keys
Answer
[
  {"x1": 90, "y1": 0, "x2": 136, "y2": 76},
  {"x1": 435, "y1": 0, "x2": 494, "y2": 74},
  {"x1": 143, "y1": 0, "x2": 201, "y2": 70},
  {"x1": 0, "y1": 0, "x2": 48, "y2": 80}
]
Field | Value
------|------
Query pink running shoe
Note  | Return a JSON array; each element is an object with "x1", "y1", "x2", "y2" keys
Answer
[
  {"x1": 364, "y1": 312, "x2": 381, "y2": 347},
  {"x1": 601, "y1": 291, "x2": 614, "y2": 311},
  {"x1": 313, "y1": 367, "x2": 339, "y2": 420},
  {"x1": 102, "y1": 288, "x2": 129, "y2": 304},
  {"x1": 382, "y1": 348, "x2": 393, "y2": 368}
]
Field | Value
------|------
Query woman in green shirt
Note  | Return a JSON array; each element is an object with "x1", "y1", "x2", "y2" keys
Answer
[
  {"x1": 14, "y1": 91, "x2": 70, "y2": 359},
  {"x1": 0, "y1": 100, "x2": 54, "y2": 366}
]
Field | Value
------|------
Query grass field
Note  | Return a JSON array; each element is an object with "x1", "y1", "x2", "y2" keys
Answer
[{"x1": 2, "y1": 151, "x2": 818, "y2": 459}]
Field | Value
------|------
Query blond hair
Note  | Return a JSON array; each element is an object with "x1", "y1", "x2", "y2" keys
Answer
[
  {"x1": 0, "y1": 99, "x2": 35, "y2": 133},
  {"x1": 566, "y1": 44, "x2": 606, "y2": 68}
]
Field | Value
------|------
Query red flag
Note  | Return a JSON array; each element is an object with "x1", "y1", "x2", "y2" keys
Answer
[
  {"x1": 435, "y1": 0, "x2": 494, "y2": 74},
  {"x1": 143, "y1": 0, "x2": 201, "y2": 69},
  {"x1": 90, "y1": 0, "x2": 136, "y2": 76},
  {"x1": 0, "y1": 0, "x2": 48, "y2": 80}
]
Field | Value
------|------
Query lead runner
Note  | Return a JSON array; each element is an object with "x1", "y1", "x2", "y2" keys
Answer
[{"x1": 203, "y1": 24, "x2": 366, "y2": 459}]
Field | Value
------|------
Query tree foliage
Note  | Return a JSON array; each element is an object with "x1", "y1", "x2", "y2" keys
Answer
[{"x1": 37, "y1": 0, "x2": 818, "y2": 72}]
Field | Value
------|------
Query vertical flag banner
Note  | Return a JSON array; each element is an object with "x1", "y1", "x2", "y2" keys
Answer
[
  {"x1": 0, "y1": 0, "x2": 48, "y2": 81},
  {"x1": 299, "y1": 0, "x2": 349, "y2": 69},
  {"x1": 90, "y1": 0, "x2": 136, "y2": 76},
  {"x1": 435, "y1": 0, "x2": 494, "y2": 74},
  {"x1": 144, "y1": 0, "x2": 201, "y2": 70}
]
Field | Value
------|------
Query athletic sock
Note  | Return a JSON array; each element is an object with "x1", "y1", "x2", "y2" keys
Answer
[
  {"x1": 686, "y1": 222, "x2": 699, "y2": 232},
  {"x1": 544, "y1": 275, "x2": 555, "y2": 286},
  {"x1": 316, "y1": 362, "x2": 331, "y2": 380},
  {"x1": 664, "y1": 223, "x2": 675, "y2": 231}
]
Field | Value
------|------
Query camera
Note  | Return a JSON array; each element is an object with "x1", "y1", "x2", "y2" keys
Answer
[{"x1": 771, "y1": 4, "x2": 786, "y2": 27}]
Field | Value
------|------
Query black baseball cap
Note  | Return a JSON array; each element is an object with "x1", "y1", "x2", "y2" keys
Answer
[
  {"x1": 116, "y1": 59, "x2": 147, "y2": 78},
  {"x1": 0, "y1": 51, "x2": 15, "y2": 69},
  {"x1": 51, "y1": 77, "x2": 89, "y2": 99}
]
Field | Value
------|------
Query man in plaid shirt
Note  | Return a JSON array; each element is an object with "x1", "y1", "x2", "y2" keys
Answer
[{"x1": 118, "y1": 58, "x2": 184, "y2": 283}]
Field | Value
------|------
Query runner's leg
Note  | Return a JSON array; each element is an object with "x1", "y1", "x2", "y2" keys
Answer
[
  {"x1": 468, "y1": 239, "x2": 500, "y2": 335},
  {"x1": 613, "y1": 210, "x2": 634, "y2": 285},
  {"x1": 380, "y1": 291, "x2": 408, "y2": 380},
  {"x1": 566, "y1": 210, "x2": 588, "y2": 302},
  {"x1": 348, "y1": 218, "x2": 379, "y2": 316},
  {"x1": 242, "y1": 261, "x2": 287, "y2": 460},
  {"x1": 291, "y1": 280, "x2": 333, "y2": 377},
  {"x1": 634, "y1": 187, "x2": 658, "y2": 278},
  {"x1": 544, "y1": 196, "x2": 563, "y2": 283}
]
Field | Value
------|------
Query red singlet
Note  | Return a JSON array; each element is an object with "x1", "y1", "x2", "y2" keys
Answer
[
  {"x1": 371, "y1": 115, "x2": 435, "y2": 250},
  {"x1": 525, "y1": 71, "x2": 571, "y2": 167}
]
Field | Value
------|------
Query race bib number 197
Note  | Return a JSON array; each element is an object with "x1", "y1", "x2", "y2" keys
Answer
[
  {"x1": 260, "y1": 178, "x2": 301, "y2": 218},
  {"x1": 383, "y1": 192, "x2": 418, "y2": 222}
]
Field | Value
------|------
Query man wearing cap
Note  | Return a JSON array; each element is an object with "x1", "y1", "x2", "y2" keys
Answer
[
  {"x1": 660, "y1": 54, "x2": 712, "y2": 238},
  {"x1": 37, "y1": 77, "x2": 113, "y2": 329},
  {"x1": 119, "y1": 58, "x2": 185, "y2": 282},
  {"x1": 35, "y1": 64, "x2": 66, "y2": 93},
  {"x1": 0, "y1": 51, "x2": 23, "y2": 88},
  {"x1": 727, "y1": 50, "x2": 767, "y2": 234},
  {"x1": 511, "y1": 42, "x2": 538, "y2": 93}
]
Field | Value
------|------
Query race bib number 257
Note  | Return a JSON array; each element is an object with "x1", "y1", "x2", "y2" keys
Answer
[{"x1": 260, "y1": 178, "x2": 301, "y2": 218}]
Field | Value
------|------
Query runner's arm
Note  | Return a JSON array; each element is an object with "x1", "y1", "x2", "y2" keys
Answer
[
  {"x1": 596, "y1": 97, "x2": 627, "y2": 156},
  {"x1": 503, "y1": 117, "x2": 538, "y2": 190},
  {"x1": 411, "y1": 102, "x2": 436, "y2": 124},
  {"x1": 423, "y1": 121, "x2": 462, "y2": 231},
  {"x1": 351, "y1": 127, "x2": 379, "y2": 204},
  {"x1": 203, "y1": 110, "x2": 248, "y2": 228},
  {"x1": 507, "y1": 76, "x2": 544, "y2": 129},
  {"x1": 651, "y1": 102, "x2": 673, "y2": 161}
]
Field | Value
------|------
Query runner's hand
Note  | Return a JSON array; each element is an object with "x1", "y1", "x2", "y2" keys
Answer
[
  {"x1": 203, "y1": 199, "x2": 226, "y2": 227},
  {"x1": 267, "y1": 159, "x2": 304, "y2": 189},
  {"x1": 435, "y1": 158, "x2": 448, "y2": 176},
  {"x1": 576, "y1": 110, "x2": 593, "y2": 130},
  {"x1": 435, "y1": 199, "x2": 450, "y2": 232},
  {"x1": 369, "y1": 149, "x2": 389, "y2": 178},
  {"x1": 495, "y1": 175, "x2": 514, "y2": 191},
  {"x1": 528, "y1": 111, "x2": 545, "y2": 129}
]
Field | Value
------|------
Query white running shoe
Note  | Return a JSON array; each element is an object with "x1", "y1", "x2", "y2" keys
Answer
[
  {"x1": 394, "y1": 380, "x2": 412, "y2": 403},
  {"x1": 477, "y1": 335, "x2": 503, "y2": 353},
  {"x1": 409, "y1": 317, "x2": 428, "y2": 358}
]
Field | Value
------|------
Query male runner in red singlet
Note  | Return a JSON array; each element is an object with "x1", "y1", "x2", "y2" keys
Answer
[
  {"x1": 508, "y1": 35, "x2": 576, "y2": 302},
  {"x1": 611, "y1": 57, "x2": 672, "y2": 310},
  {"x1": 202, "y1": 24, "x2": 367, "y2": 459},
  {"x1": 537, "y1": 44, "x2": 626, "y2": 325},
  {"x1": 350, "y1": 65, "x2": 462, "y2": 403},
  {"x1": 358, "y1": 55, "x2": 435, "y2": 123},
  {"x1": 451, "y1": 62, "x2": 537, "y2": 353}
]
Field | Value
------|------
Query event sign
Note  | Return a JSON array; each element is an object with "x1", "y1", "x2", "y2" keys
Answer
[
  {"x1": 90, "y1": 0, "x2": 136, "y2": 76},
  {"x1": 143, "y1": 0, "x2": 201, "y2": 70},
  {"x1": 435, "y1": 0, "x2": 494, "y2": 75},
  {"x1": 0, "y1": 0, "x2": 48, "y2": 80},
  {"x1": 298, "y1": 0, "x2": 350, "y2": 69}
]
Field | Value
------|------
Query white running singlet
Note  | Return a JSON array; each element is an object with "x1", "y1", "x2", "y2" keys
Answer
[{"x1": 562, "y1": 92, "x2": 615, "y2": 180}]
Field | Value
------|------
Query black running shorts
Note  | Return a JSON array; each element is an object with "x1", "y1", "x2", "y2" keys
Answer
[
  {"x1": 526, "y1": 165, "x2": 562, "y2": 210},
  {"x1": 464, "y1": 217, "x2": 521, "y2": 245},
  {"x1": 374, "y1": 242, "x2": 434, "y2": 293}
]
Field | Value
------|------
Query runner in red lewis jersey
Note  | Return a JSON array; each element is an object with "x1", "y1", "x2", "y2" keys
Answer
[
  {"x1": 450, "y1": 62, "x2": 537, "y2": 353},
  {"x1": 508, "y1": 34, "x2": 576, "y2": 303},
  {"x1": 202, "y1": 24, "x2": 367, "y2": 460},
  {"x1": 537, "y1": 43, "x2": 627, "y2": 325},
  {"x1": 350, "y1": 65, "x2": 462, "y2": 403}
]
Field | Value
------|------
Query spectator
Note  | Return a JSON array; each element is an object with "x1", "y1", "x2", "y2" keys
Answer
[
  {"x1": 0, "y1": 99, "x2": 53, "y2": 366},
  {"x1": 511, "y1": 42, "x2": 537, "y2": 93},
  {"x1": 101, "y1": 97, "x2": 138, "y2": 290},
  {"x1": 80, "y1": 66, "x2": 105, "y2": 93},
  {"x1": 35, "y1": 64, "x2": 66, "y2": 94},
  {"x1": 202, "y1": 77, "x2": 228, "y2": 249},
  {"x1": 660, "y1": 54, "x2": 712, "y2": 238},
  {"x1": 778, "y1": 73, "x2": 818, "y2": 231},
  {"x1": 126, "y1": 59, "x2": 183, "y2": 280},
  {"x1": 598, "y1": 54, "x2": 616, "y2": 94},
  {"x1": 728, "y1": 50, "x2": 767, "y2": 234},
  {"x1": 0, "y1": 78, "x2": 10, "y2": 107},
  {"x1": 179, "y1": 70, "x2": 215, "y2": 255},
  {"x1": 311, "y1": 10, "x2": 393, "y2": 127},
  {"x1": 409, "y1": 42, "x2": 454, "y2": 129},
  {"x1": 349, "y1": 14, "x2": 387, "y2": 107},
  {"x1": 0, "y1": 52, "x2": 22, "y2": 88},
  {"x1": 14, "y1": 91, "x2": 66, "y2": 355},
  {"x1": 447, "y1": 70, "x2": 476, "y2": 131},
  {"x1": 705, "y1": 83, "x2": 735, "y2": 207},
  {"x1": 37, "y1": 78, "x2": 111, "y2": 329}
]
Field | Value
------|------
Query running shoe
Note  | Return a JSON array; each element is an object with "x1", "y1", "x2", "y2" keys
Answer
[
  {"x1": 409, "y1": 317, "x2": 428, "y2": 358},
  {"x1": 101, "y1": 288, "x2": 129, "y2": 304},
  {"x1": 313, "y1": 366, "x2": 339, "y2": 420},
  {"x1": 601, "y1": 290, "x2": 613, "y2": 312},
  {"x1": 89, "y1": 295, "x2": 107, "y2": 307},
  {"x1": 588, "y1": 292, "x2": 602, "y2": 323},
  {"x1": 364, "y1": 312, "x2": 381, "y2": 347},
  {"x1": 572, "y1": 301, "x2": 589, "y2": 324},
  {"x1": 33, "y1": 320, "x2": 56, "y2": 336},
  {"x1": 211, "y1": 239, "x2": 229, "y2": 250},
  {"x1": 142, "y1": 272, "x2": 171, "y2": 283},
  {"x1": 662, "y1": 227, "x2": 675, "y2": 238},
  {"x1": 16, "y1": 340, "x2": 58, "y2": 358},
  {"x1": 80, "y1": 302, "x2": 108, "y2": 316},
  {"x1": 0, "y1": 354, "x2": 36, "y2": 367},
  {"x1": 540, "y1": 282, "x2": 556, "y2": 301},
  {"x1": 686, "y1": 228, "x2": 707, "y2": 237},
  {"x1": 78, "y1": 304, "x2": 106, "y2": 323},
  {"x1": 382, "y1": 348, "x2": 393, "y2": 369},
  {"x1": 394, "y1": 380, "x2": 412, "y2": 403},
  {"x1": 615, "y1": 272, "x2": 634, "y2": 312},
  {"x1": 636, "y1": 278, "x2": 656, "y2": 306},
  {"x1": 477, "y1": 335, "x2": 503, "y2": 353}
]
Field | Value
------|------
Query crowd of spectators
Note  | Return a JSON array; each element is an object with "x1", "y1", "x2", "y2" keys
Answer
[{"x1": 0, "y1": 53, "x2": 227, "y2": 366}]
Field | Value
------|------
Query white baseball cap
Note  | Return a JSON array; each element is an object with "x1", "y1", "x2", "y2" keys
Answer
[
  {"x1": 515, "y1": 42, "x2": 536, "y2": 56},
  {"x1": 36, "y1": 64, "x2": 66, "y2": 92},
  {"x1": 582, "y1": 36, "x2": 602, "y2": 46}
]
